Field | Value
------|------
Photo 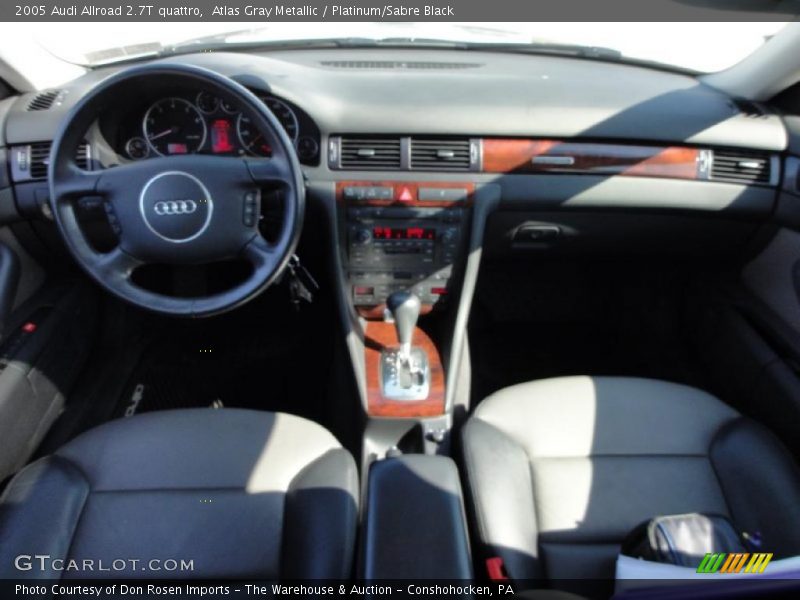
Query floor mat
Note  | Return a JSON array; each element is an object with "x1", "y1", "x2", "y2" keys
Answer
[
  {"x1": 469, "y1": 259, "x2": 705, "y2": 403},
  {"x1": 470, "y1": 319, "x2": 699, "y2": 403},
  {"x1": 115, "y1": 301, "x2": 330, "y2": 423}
]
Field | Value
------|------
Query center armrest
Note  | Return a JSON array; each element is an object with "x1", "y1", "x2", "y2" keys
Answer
[{"x1": 360, "y1": 454, "x2": 473, "y2": 579}]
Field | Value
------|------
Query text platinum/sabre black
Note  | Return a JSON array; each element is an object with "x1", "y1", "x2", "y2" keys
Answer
[{"x1": 212, "y1": 4, "x2": 456, "y2": 17}]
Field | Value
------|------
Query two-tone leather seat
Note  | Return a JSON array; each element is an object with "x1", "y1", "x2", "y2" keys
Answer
[
  {"x1": 462, "y1": 376, "x2": 800, "y2": 583},
  {"x1": 4, "y1": 376, "x2": 800, "y2": 584},
  {"x1": 0, "y1": 409, "x2": 358, "y2": 579}
]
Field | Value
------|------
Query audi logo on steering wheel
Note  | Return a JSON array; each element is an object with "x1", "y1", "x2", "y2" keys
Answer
[{"x1": 153, "y1": 200, "x2": 198, "y2": 216}]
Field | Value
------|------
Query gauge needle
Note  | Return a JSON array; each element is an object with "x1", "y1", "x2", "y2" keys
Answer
[{"x1": 148, "y1": 128, "x2": 176, "y2": 141}]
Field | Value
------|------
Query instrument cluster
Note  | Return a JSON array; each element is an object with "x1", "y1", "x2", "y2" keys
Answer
[{"x1": 108, "y1": 90, "x2": 320, "y2": 165}]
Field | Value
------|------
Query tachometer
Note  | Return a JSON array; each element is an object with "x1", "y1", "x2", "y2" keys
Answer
[{"x1": 143, "y1": 98, "x2": 207, "y2": 156}]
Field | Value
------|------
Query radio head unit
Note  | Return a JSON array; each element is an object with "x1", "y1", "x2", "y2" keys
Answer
[{"x1": 338, "y1": 182, "x2": 473, "y2": 313}]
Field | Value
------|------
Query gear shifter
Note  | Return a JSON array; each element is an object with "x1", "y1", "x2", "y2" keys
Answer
[
  {"x1": 387, "y1": 291, "x2": 420, "y2": 359},
  {"x1": 381, "y1": 291, "x2": 430, "y2": 400}
]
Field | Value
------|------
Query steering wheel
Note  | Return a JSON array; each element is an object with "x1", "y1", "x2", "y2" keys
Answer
[{"x1": 49, "y1": 63, "x2": 305, "y2": 317}]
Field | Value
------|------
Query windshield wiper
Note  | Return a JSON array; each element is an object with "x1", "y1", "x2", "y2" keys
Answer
[
  {"x1": 369, "y1": 37, "x2": 468, "y2": 49},
  {"x1": 83, "y1": 37, "x2": 361, "y2": 66},
  {"x1": 463, "y1": 41, "x2": 623, "y2": 60},
  {"x1": 131, "y1": 36, "x2": 468, "y2": 62},
  {"x1": 166, "y1": 37, "x2": 617, "y2": 61},
  {"x1": 165, "y1": 36, "x2": 470, "y2": 54},
  {"x1": 84, "y1": 35, "x2": 622, "y2": 68},
  {"x1": 457, "y1": 41, "x2": 698, "y2": 74},
  {"x1": 160, "y1": 37, "x2": 398, "y2": 56}
]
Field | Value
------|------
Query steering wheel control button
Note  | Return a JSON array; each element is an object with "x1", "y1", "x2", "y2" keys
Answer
[
  {"x1": 103, "y1": 202, "x2": 123, "y2": 235},
  {"x1": 139, "y1": 171, "x2": 213, "y2": 243},
  {"x1": 243, "y1": 191, "x2": 260, "y2": 227}
]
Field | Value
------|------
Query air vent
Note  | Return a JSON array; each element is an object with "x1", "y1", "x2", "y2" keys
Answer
[
  {"x1": 29, "y1": 142, "x2": 90, "y2": 179},
  {"x1": 75, "y1": 143, "x2": 90, "y2": 170},
  {"x1": 27, "y1": 90, "x2": 62, "y2": 111},
  {"x1": 320, "y1": 61, "x2": 481, "y2": 70},
  {"x1": 410, "y1": 138, "x2": 472, "y2": 171},
  {"x1": 29, "y1": 143, "x2": 51, "y2": 178},
  {"x1": 711, "y1": 150, "x2": 772, "y2": 185},
  {"x1": 340, "y1": 137, "x2": 402, "y2": 170}
]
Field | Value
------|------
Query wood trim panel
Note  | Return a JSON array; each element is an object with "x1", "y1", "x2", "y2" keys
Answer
[
  {"x1": 336, "y1": 181, "x2": 475, "y2": 207},
  {"x1": 364, "y1": 321, "x2": 445, "y2": 417},
  {"x1": 357, "y1": 304, "x2": 434, "y2": 320},
  {"x1": 482, "y1": 139, "x2": 701, "y2": 180}
]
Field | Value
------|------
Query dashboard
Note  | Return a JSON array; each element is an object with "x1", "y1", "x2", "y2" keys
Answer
[
  {"x1": 98, "y1": 86, "x2": 321, "y2": 165},
  {"x1": 1, "y1": 48, "x2": 799, "y2": 305},
  {"x1": 0, "y1": 46, "x2": 798, "y2": 423}
]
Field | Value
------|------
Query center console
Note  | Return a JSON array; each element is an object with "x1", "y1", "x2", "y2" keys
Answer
[
  {"x1": 336, "y1": 180, "x2": 479, "y2": 460},
  {"x1": 328, "y1": 176, "x2": 502, "y2": 475},
  {"x1": 338, "y1": 181, "x2": 473, "y2": 314}
]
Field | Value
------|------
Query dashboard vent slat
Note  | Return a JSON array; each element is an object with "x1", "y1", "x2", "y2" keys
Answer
[
  {"x1": 29, "y1": 143, "x2": 50, "y2": 179},
  {"x1": 27, "y1": 90, "x2": 62, "y2": 111},
  {"x1": 29, "y1": 142, "x2": 90, "y2": 179},
  {"x1": 410, "y1": 138, "x2": 471, "y2": 171},
  {"x1": 75, "y1": 144, "x2": 90, "y2": 170},
  {"x1": 340, "y1": 137, "x2": 402, "y2": 170},
  {"x1": 710, "y1": 150, "x2": 771, "y2": 185}
]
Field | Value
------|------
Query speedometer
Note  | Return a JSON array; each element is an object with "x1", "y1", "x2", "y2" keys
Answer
[
  {"x1": 237, "y1": 97, "x2": 299, "y2": 157},
  {"x1": 264, "y1": 98, "x2": 299, "y2": 142},
  {"x1": 143, "y1": 98, "x2": 207, "y2": 156},
  {"x1": 236, "y1": 115, "x2": 272, "y2": 157}
]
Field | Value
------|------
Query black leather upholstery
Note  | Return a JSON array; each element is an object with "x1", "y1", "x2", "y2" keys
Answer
[
  {"x1": 461, "y1": 376, "x2": 800, "y2": 582},
  {"x1": 0, "y1": 409, "x2": 359, "y2": 579},
  {"x1": 361, "y1": 455, "x2": 473, "y2": 580}
]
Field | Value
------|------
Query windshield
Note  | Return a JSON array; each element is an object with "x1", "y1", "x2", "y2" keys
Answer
[{"x1": 5, "y1": 22, "x2": 789, "y2": 79}]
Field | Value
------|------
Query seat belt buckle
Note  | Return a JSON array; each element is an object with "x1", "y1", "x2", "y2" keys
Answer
[{"x1": 486, "y1": 557, "x2": 509, "y2": 581}]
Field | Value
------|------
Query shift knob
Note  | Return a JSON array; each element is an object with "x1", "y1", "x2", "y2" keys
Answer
[{"x1": 386, "y1": 291, "x2": 420, "y2": 354}]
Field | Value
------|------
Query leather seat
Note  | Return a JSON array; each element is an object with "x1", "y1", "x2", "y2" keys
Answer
[
  {"x1": 462, "y1": 376, "x2": 800, "y2": 582},
  {"x1": 0, "y1": 409, "x2": 358, "y2": 579}
]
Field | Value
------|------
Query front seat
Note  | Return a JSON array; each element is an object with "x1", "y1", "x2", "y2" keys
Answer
[
  {"x1": 462, "y1": 376, "x2": 800, "y2": 582},
  {"x1": 0, "y1": 409, "x2": 358, "y2": 579}
]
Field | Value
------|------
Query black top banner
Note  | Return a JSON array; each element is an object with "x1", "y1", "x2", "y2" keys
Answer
[{"x1": 4, "y1": 0, "x2": 800, "y2": 22}]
